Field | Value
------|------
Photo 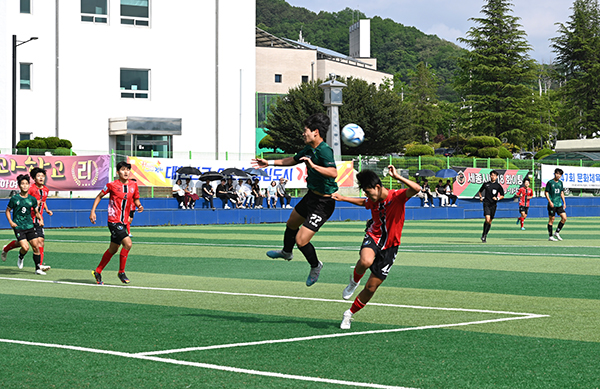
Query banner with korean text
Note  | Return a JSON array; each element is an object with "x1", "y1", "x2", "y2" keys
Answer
[
  {"x1": 451, "y1": 167, "x2": 530, "y2": 199},
  {"x1": 127, "y1": 157, "x2": 355, "y2": 189},
  {"x1": 0, "y1": 154, "x2": 110, "y2": 191},
  {"x1": 541, "y1": 164, "x2": 600, "y2": 189}
]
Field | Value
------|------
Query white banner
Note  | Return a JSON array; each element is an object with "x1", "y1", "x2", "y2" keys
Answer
[{"x1": 541, "y1": 164, "x2": 600, "y2": 189}]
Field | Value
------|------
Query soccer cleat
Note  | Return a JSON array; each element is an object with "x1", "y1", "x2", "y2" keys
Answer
[
  {"x1": 92, "y1": 270, "x2": 104, "y2": 285},
  {"x1": 118, "y1": 272, "x2": 130, "y2": 284},
  {"x1": 554, "y1": 232, "x2": 563, "y2": 241},
  {"x1": 521, "y1": 227, "x2": 526, "y2": 231},
  {"x1": 340, "y1": 309, "x2": 353, "y2": 329},
  {"x1": 516, "y1": 218, "x2": 520, "y2": 225},
  {"x1": 17, "y1": 255, "x2": 24, "y2": 269},
  {"x1": 266, "y1": 249, "x2": 293, "y2": 261},
  {"x1": 481, "y1": 236, "x2": 487, "y2": 243},
  {"x1": 342, "y1": 276, "x2": 360, "y2": 300},
  {"x1": 34, "y1": 269, "x2": 46, "y2": 275},
  {"x1": 1, "y1": 246, "x2": 7, "y2": 262},
  {"x1": 306, "y1": 261, "x2": 323, "y2": 287},
  {"x1": 548, "y1": 236, "x2": 558, "y2": 241},
  {"x1": 39, "y1": 264, "x2": 51, "y2": 271}
]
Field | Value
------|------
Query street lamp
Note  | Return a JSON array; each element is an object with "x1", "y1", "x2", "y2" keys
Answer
[
  {"x1": 12, "y1": 35, "x2": 38, "y2": 151},
  {"x1": 319, "y1": 74, "x2": 346, "y2": 159}
]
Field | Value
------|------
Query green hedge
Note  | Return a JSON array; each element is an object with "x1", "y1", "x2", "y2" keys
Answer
[
  {"x1": 478, "y1": 147, "x2": 499, "y2": 158},
  {"x1": 405, "y1": 145, "x2": 434, "y2": 156},
  {"x1": 498, "y1": 146, "x2": 512, "y2": 159}
]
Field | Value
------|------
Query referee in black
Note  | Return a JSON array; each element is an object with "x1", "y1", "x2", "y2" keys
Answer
[{"x1": 478, "y1": 170, "x2": 505, "y2": 243}]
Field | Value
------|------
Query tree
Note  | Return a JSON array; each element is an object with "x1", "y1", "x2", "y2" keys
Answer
[
  {"x1": 265, "y1": 78, "x2": 411, "y2": 155},
  {"x1": 405, "y1": 62, "x2": 442, "y2": 143},
  {"x1": 551, "y1": 0, "x2": 600, "y2": 139},
  {"x1": 454, "y1": 0, "x2": 551, "y2": 147}
]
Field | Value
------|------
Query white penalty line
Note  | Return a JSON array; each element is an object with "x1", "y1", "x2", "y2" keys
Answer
[{"x1": 0, "y1": 338, "x2": 415, "y2": 389}]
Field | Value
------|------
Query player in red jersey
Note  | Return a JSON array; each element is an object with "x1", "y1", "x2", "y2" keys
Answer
[
  {"x1": 515, "y1": 178, "x2": 533, "y2": 230},
  {"x1": 332, "y1": 166, "x2": 421, "y2": 329},
  {"x1": 2, "y1": 167, "x2": 53, "y2": 271},
  {"x1": 89, "y1": 161, "x2": 143, "y2": 285}
]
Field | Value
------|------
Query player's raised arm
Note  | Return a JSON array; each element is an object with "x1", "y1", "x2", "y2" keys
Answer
[
  {"x1": 387, "y1": 165, "x2": 421, "y2": 198},
  {"x1": 252, "y1": 156, "x2": 298, "y2": 168},
  {"x1": 331, "y1": 192, "x2": 366, "y2": 207}
]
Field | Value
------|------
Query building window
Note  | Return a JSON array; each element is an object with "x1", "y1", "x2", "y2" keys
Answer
[
  {"x1": 302, "y1": 75, "x2": 309, "y2": 83},
  {"x1": 120, "y1": 68, "x2": 149, "y2": 99},
  {"x1": 81, "y1": 0, "x2": 108, "y2": 23},
  {"x1": 20, "y1": 133, "x2": 32, "y2": 141},
  {"x1": 20, "y1": 63, "x2": 31, "y2": 90},
  {"x1": 121, "y1": 0, "x2": 149, "y2": 26},
  {"x1": 274, "y1": 74, "x2": 282, "y2": 83},
  {"x1": 20, "y1": 0, "x2": 31, "y2": 14}
]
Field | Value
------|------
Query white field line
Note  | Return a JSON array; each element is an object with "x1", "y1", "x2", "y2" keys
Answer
[
  {"x1": 0, "y1": 338, "x2": 416, "y2": 389},
  {"x1": 45, "y1": 239, "x2": 600, "y2": 258}
]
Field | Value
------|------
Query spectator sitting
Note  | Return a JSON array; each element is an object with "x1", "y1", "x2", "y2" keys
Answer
[
  {"x1": 266, "y1": 180, "x2": 277, "y2": 208},
  {"x1": 276, "y1": 178, "x2": 292, "y2": 208},
  {"x1": 417, "y1": 179, "x2": 435, "y2": 207},
  {"x1": 226, "y1": 178, "x2": 243, "y2": 208},
  {"x1": 172, "y1": 178, "x2": 185, "y2": 209},
  {"x1": 216, "y1": 178, "x2": 233, "y2": 209},
  {"x1": 201, "y1": 179, "x2": 216, "y2": 210},
  {"x1": 241, "y1": 179, "x2": 255, "y2": 208},
  {"x1": 252, "y1": 178, "x2": 264, "y2": 209},
  {"x1": 183, "y1": 177, "x2": 199, "y2": 209},
  {"x1": 436, "y1": 180, "x2": 449, "y2": 206},
  {"x1": 445, "y1": 179, "x2": 458, "y2": 207}
]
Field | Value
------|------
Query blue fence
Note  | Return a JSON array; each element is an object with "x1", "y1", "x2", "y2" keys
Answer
[{"x1": 0, "y1": 196, "x2": 599, "y2": 229}]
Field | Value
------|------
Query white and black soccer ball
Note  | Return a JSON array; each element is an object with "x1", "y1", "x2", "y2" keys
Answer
[{"x1": 341, "y1": 123, "x2": 364, "y2": 147}]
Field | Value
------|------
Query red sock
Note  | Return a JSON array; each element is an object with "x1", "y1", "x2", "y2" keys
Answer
[
  {"x1": 96, "y1": 250, "x2": 114, "y2": 273},
  {"x1": 353, "y1": 269, "x2": 364, "y2": 283},
  {"x1": 39, "y1": 246, "x2": 44, "y2": 264},
  {"x1": 520, "y1": 217, "x2": 524, "y2": 227},
  {"x1": 350, "y1": 298, "x2": 366, "y2": 314},
  {"x1": 119, "y1": 248, "x2": 130, "y2": 273},
  {"x1": 3, "y1": 240, "x2": 18, "y2": 252},
  {"x1": 126, "y1": 224, "x2": 131, "y2": 235}
]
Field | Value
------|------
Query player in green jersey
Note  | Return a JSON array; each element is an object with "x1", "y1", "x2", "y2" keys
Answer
[
  {"x1": 545, "y1": 168, "x2": 567, "y2": 241},
  {"x1": 3, "y1": 174, "x2": 44, "y2": 274}
]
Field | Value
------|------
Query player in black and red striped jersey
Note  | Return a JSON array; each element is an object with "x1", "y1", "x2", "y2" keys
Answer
[
  {"x1": 89, "y1": 161, "x2": 143, "y2": 285},
  {"x1": 2, "y1": 167, "x2": 53, "y2": 271},
  {"x1": 332, "y1": 166, "x2": 421, "y2": 329},
  {"x1": 515, "y1": 178, "x2": 533, "y2": 230}
]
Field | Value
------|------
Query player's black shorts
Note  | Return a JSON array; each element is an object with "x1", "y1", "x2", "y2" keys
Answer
[
  {"x1": 360, "y1": 235, "x2": 399, "y2": 281},
  {"x1": 108, "y1": 222, "x2": 130, "y2": 244},
  {"x1": 547, "y1": 205, "x2": 566, "y2": 217},
  {"x1": 34, "y1": 222, "x2": 45, "y2": 239},
  {"x1": 13, "y1": 228, "x2": 38, "y2": 242},
  {"x1": 519, "y1": 206, "x2": 529, "y2": 215},
  {"x1": 483, "y1": 203, "x2": 497, "y2": 219},
  {"x1": 294, "y1": 190, "x2": 336, "y2": 232}
]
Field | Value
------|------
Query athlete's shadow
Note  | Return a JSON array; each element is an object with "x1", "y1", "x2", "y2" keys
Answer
[
  {"x1": 0, "y1": 268, "x2": 24, "y2": 275},
  {"x1": 181, "y1": 312, "x2": 338, "y2": 329}
]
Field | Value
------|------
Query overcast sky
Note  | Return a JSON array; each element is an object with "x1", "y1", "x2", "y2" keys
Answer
[{"x1": 284, "y1": 0, "x2": 574, "y2": 64}]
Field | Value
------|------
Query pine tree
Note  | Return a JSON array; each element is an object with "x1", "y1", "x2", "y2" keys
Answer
[
  {"x1": 406, "y1": 62, "x2": 442, "y2": 143},
  {"x1": 551, "y1": 0, "x2": 600, "y2": 139},
  {"x1": 454, "y1": 0, "x2": 550, "y2": 147}
]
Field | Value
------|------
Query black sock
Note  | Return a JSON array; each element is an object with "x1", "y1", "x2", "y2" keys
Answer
[
  {"x1": 556, "y1": 222, "x2": 564, "y2": 233},
  {"x1": 283, "y1": 227, "x2": 298, "y2": 253},
  {"x1": 547, "y1": 224, "x2": 553, "y2": 236},
  {"x1": 33, "y1": 254, "x2": 41, "y2": 269},
  {"x1": 482, "y1": 222, "x2": 490, "y2": 237},
  {"x1": 298, "y1": 242, "x2": 319, "y2": 268}
]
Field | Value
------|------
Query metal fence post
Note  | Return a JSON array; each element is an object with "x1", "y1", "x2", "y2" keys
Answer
[
  {"x1": 358, "y1": 154, "x2": 362, "y2": 172},
  {"x1": 418, "y1": 155, "x2": 421, "y2": 170}
]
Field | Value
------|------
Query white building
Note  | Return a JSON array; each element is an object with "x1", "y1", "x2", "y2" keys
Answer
[{"x1": 0, "y1": 0, "x2": 256, "y2": 160}]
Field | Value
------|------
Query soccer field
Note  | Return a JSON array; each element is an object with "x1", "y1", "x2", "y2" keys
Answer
[{"x1": 1, "y1": 218, "x2": 599, "y2": 388}]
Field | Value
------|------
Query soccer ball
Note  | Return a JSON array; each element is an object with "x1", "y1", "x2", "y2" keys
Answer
[{"x1": 341, "y1": 123, "x2": 364, "y2": 147}]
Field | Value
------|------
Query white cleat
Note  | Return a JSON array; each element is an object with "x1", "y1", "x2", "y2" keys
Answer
[
  {"x1": 1, "y1": 246, "x2": 7, "y2": 262},
  {"x1": 423, "y1": 204, "x2": 429, "y2": 208},
  {"x1": 35, "y1": 269, "x2": 46, "y2": 275},
  {"x1": 554, "y1": 232, "x2": 563, "y2": 241},
  {"x1": 548, "y1": 236, "x2": 558, "y2": 241},
  {"x1": 39, "y1": 265, "x2": 51, "y2": 271},
  {"x1": 342, "y1": 276, "x2": 360, "y2": 300},
  {"x1": 340, "y1": 309, "x2": 353, "y2": 330},
  {"x1": 17, "y1": 255, "x2": 24, "y2": 269}
]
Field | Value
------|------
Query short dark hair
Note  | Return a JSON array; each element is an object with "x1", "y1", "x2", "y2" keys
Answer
[
  {"x1": 523, "y1": 177, "x2": 530, "y2": 183},
  {"x1": 554, "y1": 168, "x2": 564, "y2": 175},
  {"x1": 16, "y1": 174, "x2": 30, "y2": 185},
  {"x1": 116, "y1": 161, "x2": 131, "y2": 171},
  {"x1": 490, "y1": 170, "x2": 499, "y2": 176},
  {"x1": 303, "y1": 113, "x2": 330, "y2": 139},
  {"x1": 30, "y1": 167, "x2": 47, "y2": 179},
  {"x1": 356, "y1": 169, "x2": 382, "y2": 190}
]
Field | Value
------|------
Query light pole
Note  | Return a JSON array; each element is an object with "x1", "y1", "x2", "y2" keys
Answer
[
  {"x1": 319, "y1": 74, "x2": 346, "y2": 159},
  {"x1": 12, "y1": 35, "x2": 38, "y2": 151}
]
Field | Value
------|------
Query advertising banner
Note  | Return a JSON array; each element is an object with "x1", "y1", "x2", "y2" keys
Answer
[
  {"x1": 128, "y1": 157, "x2": 355, "y2": 189},
  {"x1": 452, "y1": 167, "x2": 530, "y2": 199},
  {"x1": 0, "y1": 154, "x2": 110, "y2": 191},
  {"x1": 541, "y1": 164, "x2": 600, "y2": 189}
]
